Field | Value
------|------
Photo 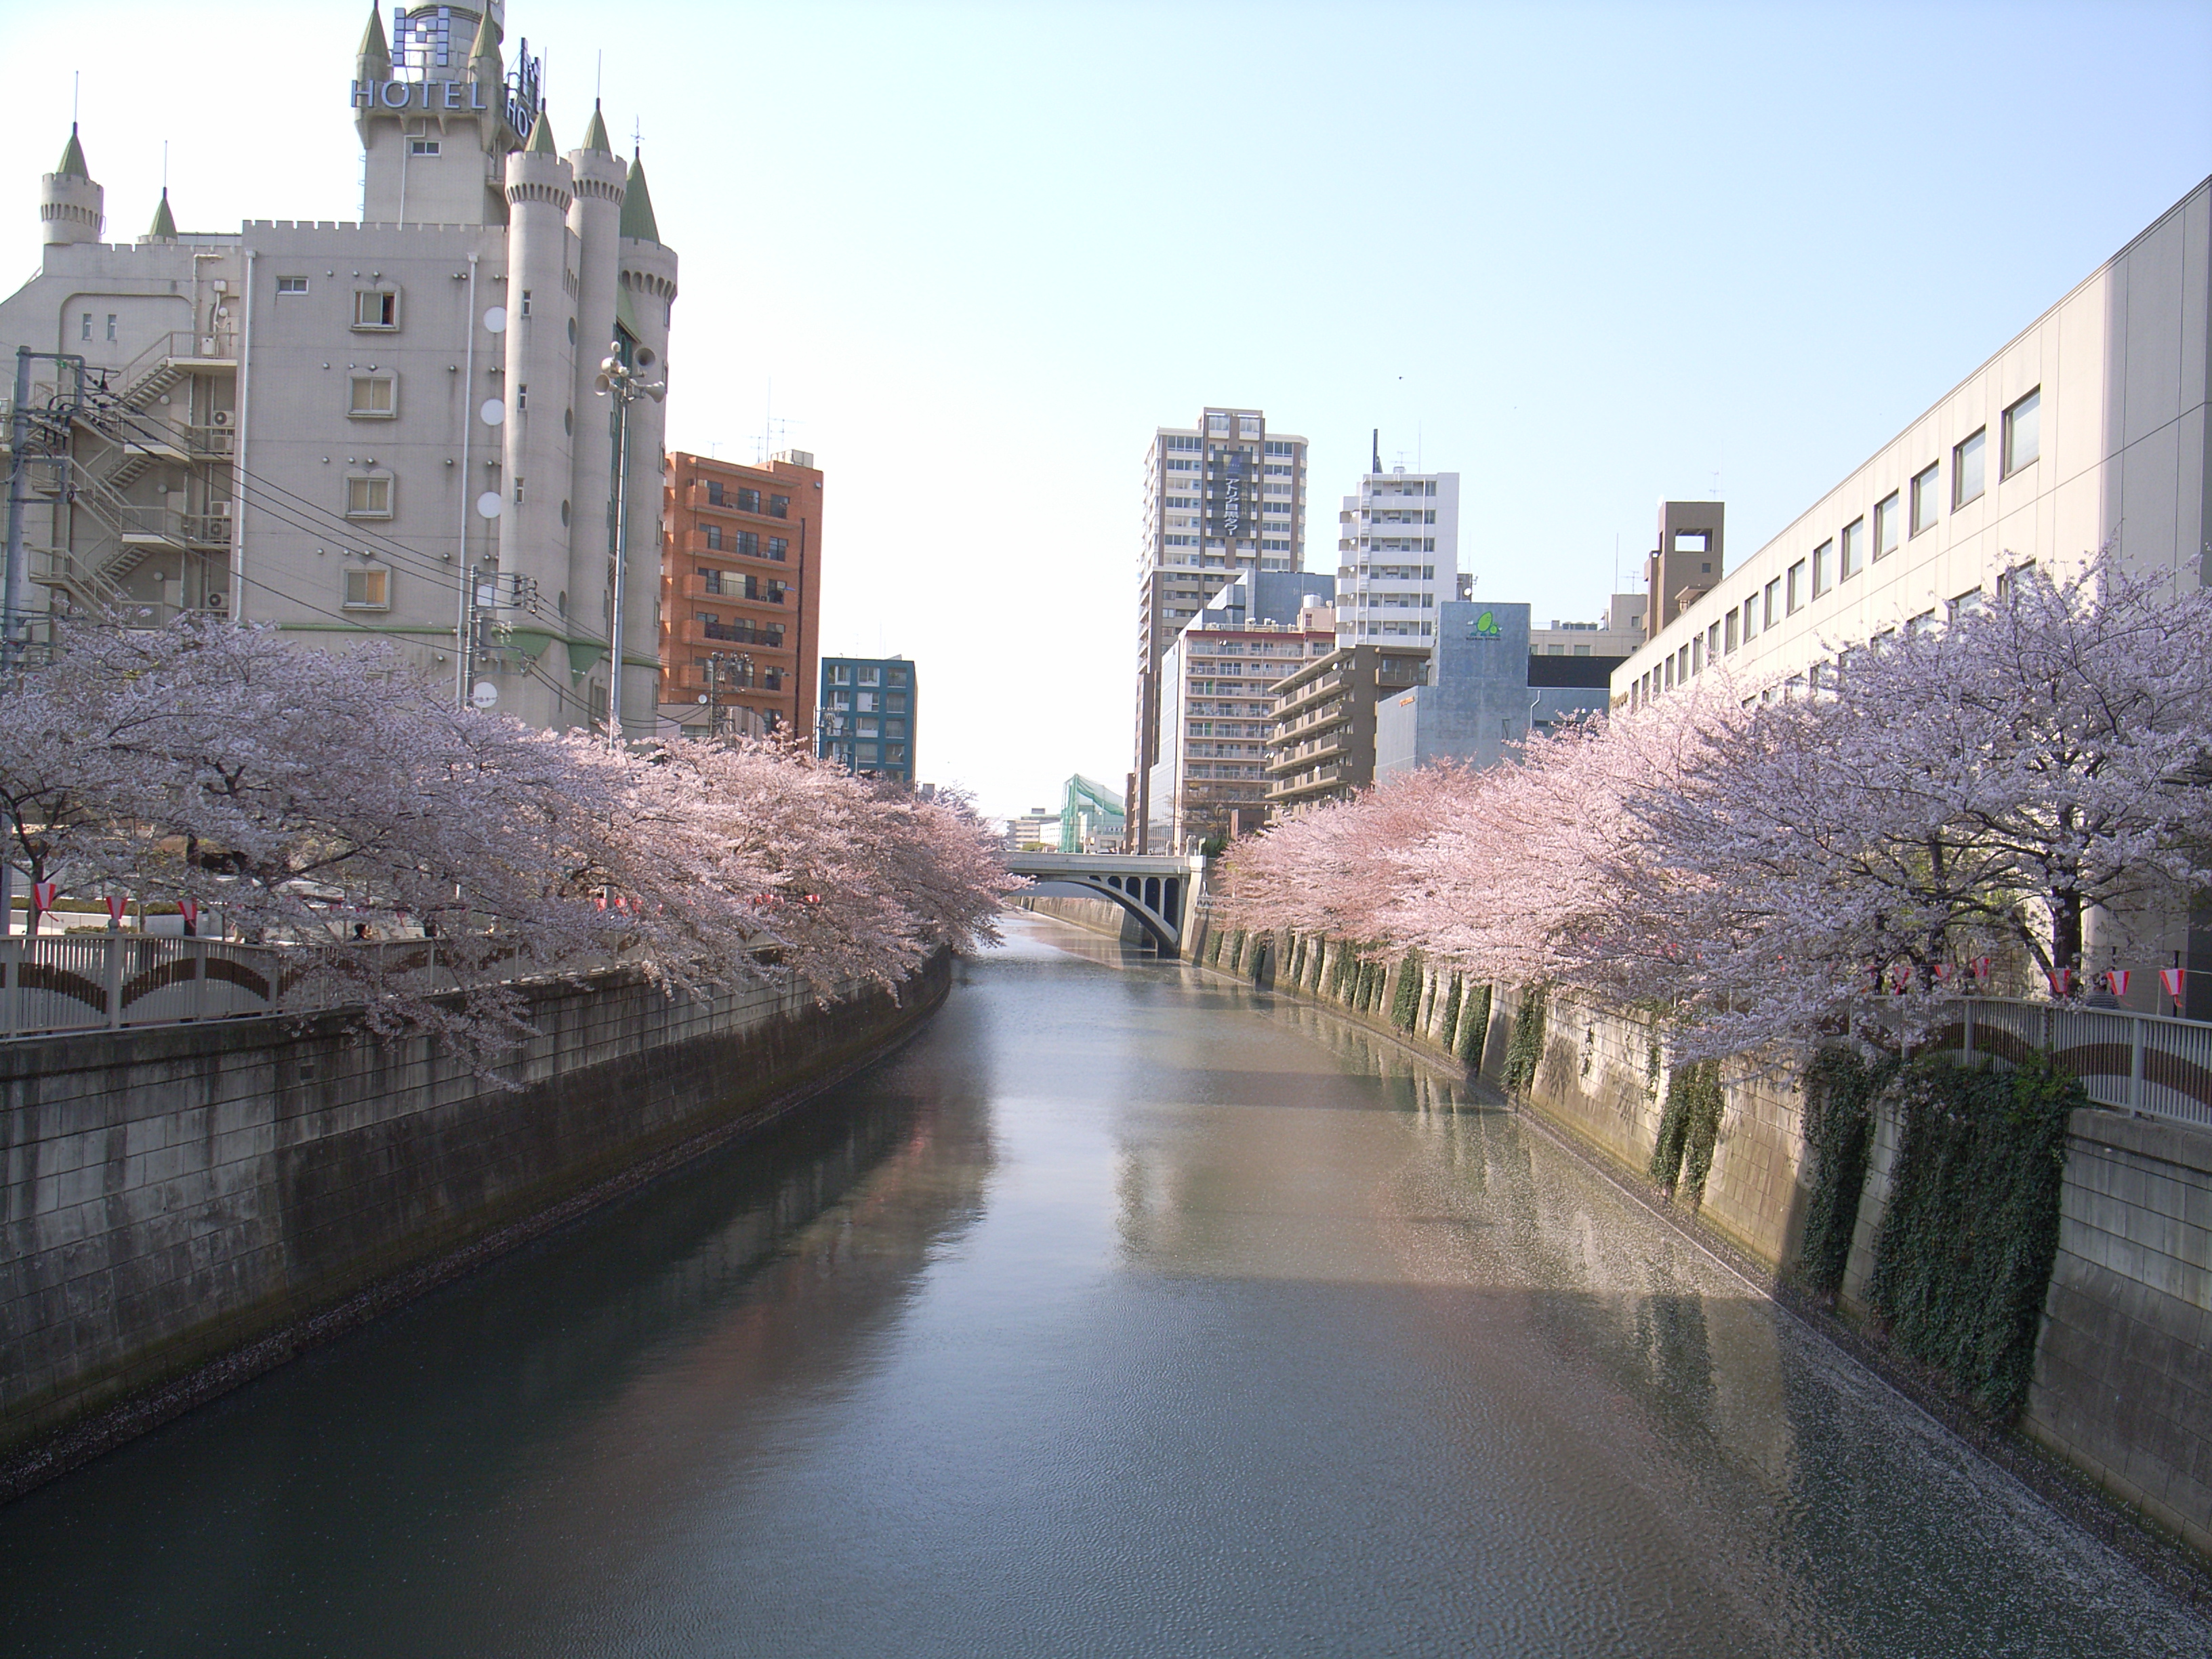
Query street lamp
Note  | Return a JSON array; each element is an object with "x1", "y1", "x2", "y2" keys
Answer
[{"x1": 592, "y1": 348, "x2": 664, "y2": 749}]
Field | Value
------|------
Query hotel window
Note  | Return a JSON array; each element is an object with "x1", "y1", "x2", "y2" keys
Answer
[
  {"x1": 1786, "y1": 560, "x2": 1806, "y2": 614},
  {"x1": 352, "y1": 289, "x2": 399, "y2": 330},
  {"x1": 410, "y1": 138, "x2": 441, "y2": 156},
  {"x1": 2003, "y1": 388, "x2": 2041, "y2": 478},
  {"x1": 1910, "y1": 463, "x2": 1940, "y2": 534},
  {"x1": 345, "y1": 475, "x2": 392, "y2": 518},
  {"x1": 275, "y1": 276, "x2": 309, "y2": 295},
  {"x1": 1811, "y1": 540, "x2": 1833, "y2": 598},
  {"x1": 342, "y1": 565, "x2": 391, "y2": 609},
  {"x1": 106, "y1": 314, "x2": 117, "y2": 342},
  {"x1": 1954, "y1": 428, "x2": 1986, "y2": 507},
  {"x1": 518, "y1": 289, "x2": 531, "y2": 318},
  {"x1": 347, "y1": 375, "x2": 396, "y2": 417},
  {"x1": 1839, "y1": 518, "x2": 1865, "y2": 579},
  {"x1": 1874, "y1": 492, "x2": 1900, "y2": 558},
  {"x1": 80, "y1": 312, "x2": 92, "y2": 341}
]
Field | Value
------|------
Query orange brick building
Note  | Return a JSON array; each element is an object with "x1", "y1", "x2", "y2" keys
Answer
[{"x1": 659, "y1": 451, "x2": 823, "y2": 740}]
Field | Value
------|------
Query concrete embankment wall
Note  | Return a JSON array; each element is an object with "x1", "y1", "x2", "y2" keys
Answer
[
  {"x1": 0, "y1": 953, "x2": 949, "y2": 1483},
  {"x1": 1010, "y1": 894, "x2": 1152, "y2": 947},
  {"x1": 1187, "y1": 918, "x2": 2211, "y2": 1555}
]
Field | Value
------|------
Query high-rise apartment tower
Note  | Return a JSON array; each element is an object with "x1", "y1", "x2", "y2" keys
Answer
[{"x1": 1131, "y1": 406, "x2": 1307, "y2": 849}]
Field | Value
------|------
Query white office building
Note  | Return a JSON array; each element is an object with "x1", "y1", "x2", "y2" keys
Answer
[
  {"x1": 0, "y1": 3, "x2": 675, "y2": 737},
  {"x1": 1332, "y1": 459, "x2": 1459, "y2": 647}
]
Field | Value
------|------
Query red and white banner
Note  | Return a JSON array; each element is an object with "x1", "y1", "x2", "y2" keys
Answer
[
  {"x1": 1971, "y1": 956, "x2": 1992, "y2": 983},
  {"x1": 2106, "y1": 969, "x2": 2131, "y2": 998},
  {"x1": 31, "y1": 880, "x2": 57, "y2": 911},
  {"x1": 2048, "y1": 967, "x2": 2073, "y2": 997},
  {"x1": 1932, "y1": 962, "x2": 1952, "y2": 983},
  {"x1": 104, "y1": 895, "x2": 128, "y2": 924},
  {"x1": 178, "y1": 899, "x2": 200, "y2": 932},
  {"x1": 1889, "y1": 963, "x2": 1912, "y2": 994},
  {"x1": 2161, "y1": 966, "x2": 2186, "y2": 1003}
]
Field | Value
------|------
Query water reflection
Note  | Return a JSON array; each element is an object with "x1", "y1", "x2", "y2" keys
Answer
[{"x1": 0, "y1": 910, "x2": 2200, "y2": 1657}]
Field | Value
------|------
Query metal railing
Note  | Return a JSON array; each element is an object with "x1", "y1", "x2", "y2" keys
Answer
[
  {"x1": 1887, "y1": 996, "x2": 2212, "y2": 1131},
  {"x1": 0, "y1": 934, "x2": 477, "y2": 1039}
]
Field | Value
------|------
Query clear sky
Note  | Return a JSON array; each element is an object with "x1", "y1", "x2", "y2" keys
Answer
[{"x1": 3, "y1": 1, "x2": 2209, "y2": 819}]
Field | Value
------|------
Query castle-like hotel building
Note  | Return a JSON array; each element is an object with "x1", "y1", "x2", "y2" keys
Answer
[{"x1": 0, "y1": 3, "x2": 675, "y2": 736}]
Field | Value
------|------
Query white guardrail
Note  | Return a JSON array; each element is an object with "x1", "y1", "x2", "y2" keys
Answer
[
  {"x1": 1854, "y1": 997, "x2": 2212, "y2": 1132},
  {"x1": 0, "y1": 934, "x2": 472, "y2": 1040}
]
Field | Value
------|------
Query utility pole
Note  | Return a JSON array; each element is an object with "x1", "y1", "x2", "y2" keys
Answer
[{"x1": 594, "y1": 347, "x2": 665, "y2": 748}]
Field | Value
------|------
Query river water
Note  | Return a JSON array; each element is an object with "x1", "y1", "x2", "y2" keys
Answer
[{"x1": 1, "y1": 913, "x2": 2203, "y2": 1656}]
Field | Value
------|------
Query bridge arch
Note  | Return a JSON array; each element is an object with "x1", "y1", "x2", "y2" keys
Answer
[{"x1": 1003, "y1": 853, "x2": 1207, "y2": 958}]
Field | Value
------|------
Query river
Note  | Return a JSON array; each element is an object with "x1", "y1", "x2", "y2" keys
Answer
[{"x1": 0, "y1": 912, "x2": 2203, "y2": 1656}]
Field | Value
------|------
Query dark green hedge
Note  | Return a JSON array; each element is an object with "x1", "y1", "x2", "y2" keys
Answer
[{"x1": 1649, "y1": 1059, "x2": 1725, "y2": 1203}]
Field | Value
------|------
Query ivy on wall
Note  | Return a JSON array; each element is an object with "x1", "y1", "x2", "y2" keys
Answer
[
  {"x1": 1795, "y1": 1044, "x2": 1897, "y2": 1299},
  {"x1": 1649, "y1": 1059, "x2": 1725, "y2": 1203},
  {"x1": 1866, "y1": 1054, "x2": 2078, "y2": 1421},
  {"x1": 1499, "y1": 985, "x2": 1548, "y2": 1097},
  {"x1": 1457, "y1": 983, "x2": 1492, "y2": 1067},
  {"x1": 1438, "y1": 975, "x2": 1462, "y2": 1052},
  {"x1": 1390, "y1": 951, "x2": 1424, "y2": 1031}
]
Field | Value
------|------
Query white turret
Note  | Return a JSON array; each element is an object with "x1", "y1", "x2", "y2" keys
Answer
[
  {"x1": 613, "y1": 147, "x2": 677, "y2": 741},
  {"x1": 566, "y1": 103, "x2": 626, "y2": 703},
  {"x1": 41, "y1": 125, "x2": 102, "y2": 247},
  {"x1": 497, "y1": 108, "x2": 578, "y2": 731}
]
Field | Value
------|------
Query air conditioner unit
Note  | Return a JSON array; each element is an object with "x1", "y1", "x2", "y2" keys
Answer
[
  {"x1": 205, "y1": 591, "x2": 228, "y2": 609},
  {"x1": 207, "y1": 499, "x2": 232, "y2": 518},
  {"x1": 211, "y1": 410, "x2": 230, "y2": 426}
]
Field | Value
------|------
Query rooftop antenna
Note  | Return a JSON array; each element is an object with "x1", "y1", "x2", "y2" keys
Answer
[
  {"x1": 1370, "y1": 428, "x2": 1380, "y2": 475},
  {"x1": 161, "y1": 138, "x2": 168, "y2": 191},
  {"x1": 596, "y1": 49, "x2": 603, "y2": 104},
  {"x1": 73, "y1": 70, "x2": 79, "y2": 127}
]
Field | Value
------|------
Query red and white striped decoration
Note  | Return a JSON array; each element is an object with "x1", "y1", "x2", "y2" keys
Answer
[
  {"x1": 2160, "y1": 966, "x2": 2186, "y2": 1003},
  {"x1": 2106, "y1": 968, "x2": 2131, "y2": 998}
]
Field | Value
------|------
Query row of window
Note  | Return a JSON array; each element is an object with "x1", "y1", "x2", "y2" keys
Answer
[
  {"x1": 700, "y1": 524, "x2": 791, "y2": 560},
  {"x1": 830, "y1": 741, "x2": 909, "y2": 769},
  {"x1": 825, "y1": 689, "x2": 909, "y2": 714},
  {"x1": 828, "y1": 715, "x2": 909, "y2": 739},
  {"x1": 825, "y1": 663, "x2": 911, "y2": 688},
  {"x1": 1639, "y1": 389, "x2": 2042, "y2": 701},
  {"x1": 701, "y1": 480, "x2": 790, "y2": 517},
  {"x1": 687, "y1": 657, "x2": 788, "y2": 691},
  {"x1": 1206, "y1": 414, "x2": 1265, "y2": 438}
]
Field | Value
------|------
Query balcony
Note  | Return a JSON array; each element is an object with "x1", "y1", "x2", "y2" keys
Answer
[
  {"x1": 682, "y1": 483, "x2": 789, "y2": 520},
  {"x1": 687, "y1": 573, "x2": 786, "y2": 604},
  {"x1": 1266, "y1": 763, "x2": 1351, "y2": 802},
  {"x1": 1263, "y1": 731, "x2": 1347, "y2": 775},
  {"x1": 679, "y1": 616, "x2": 785, "y2": 650},
  {"x1": 1269, "y1": 668, "x2": 1351, "y2": 717}
]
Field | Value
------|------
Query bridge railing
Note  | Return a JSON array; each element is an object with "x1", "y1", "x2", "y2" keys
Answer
[
  {"x1": 1858, "y1": 996, "x2": 2212, "y2": 1131},
  {"x1": 0, "y1": 934, "x2": 605, "y2": 1041}
]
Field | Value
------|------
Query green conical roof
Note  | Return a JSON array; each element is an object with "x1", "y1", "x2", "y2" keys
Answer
[
  {"x1": 619, "y1": 151, "x2": 659, "y2": 242},
  {"x1": 56, "y1": 123, "x2": 89, "y2": 180},
  {"x1": 356, "y1": 4, "x2": 391, "y2": 78},
  {"x1": 527, "y1": 109, "x2": 557, "y2": 155},
  {"x1": 581, "y1": 102, "x2": 613, "y2": 155},
  {"x1": 468, "y1": 5, "x2": 500, "y2": 67},
  {"x1": 148, "y1": 188, "x2": 176, "y2": 238}
]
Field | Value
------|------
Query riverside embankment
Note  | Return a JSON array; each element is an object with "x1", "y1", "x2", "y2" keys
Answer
[
  {"x1": 1170, "y1": 905, "x2": 2212, "y2": 1563},
  {"x1": 0, "y1": 950, "x2": 949, "y2": 1496}
]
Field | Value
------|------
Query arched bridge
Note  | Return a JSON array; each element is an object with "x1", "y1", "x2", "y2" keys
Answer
[{"x1": 1004, "y1": 853, "x2": 1208, "y2": 956}]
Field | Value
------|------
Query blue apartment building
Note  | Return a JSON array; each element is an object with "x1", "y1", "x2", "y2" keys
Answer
[{"x1": 817, "y1": 657, "x2": 918, "y2": 783}]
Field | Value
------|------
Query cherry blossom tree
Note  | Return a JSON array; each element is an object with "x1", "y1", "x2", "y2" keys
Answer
[{"x1": 2, "y1": 619, "x2": 1013, "y2": 1069}]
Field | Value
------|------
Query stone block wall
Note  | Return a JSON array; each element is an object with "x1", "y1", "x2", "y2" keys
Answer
[{"x1": 0, "y1": 955, "x2": 947, "y2": 1466}]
